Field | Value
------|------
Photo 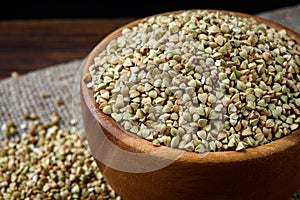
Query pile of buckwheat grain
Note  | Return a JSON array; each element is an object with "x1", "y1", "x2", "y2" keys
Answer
[
  {"x1": 86, "y1": 10, "x2": 300, "y2": 152},
  {"x1": 0, "y1": 114, "x2": 120, "y2": 200}
]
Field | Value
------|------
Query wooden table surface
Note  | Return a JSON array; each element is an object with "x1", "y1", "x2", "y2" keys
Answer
[{"x1": 0, "y1": 18, "x2": 136, "y2": 80}]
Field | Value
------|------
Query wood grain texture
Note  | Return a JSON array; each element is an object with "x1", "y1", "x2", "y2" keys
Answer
[
  {"x1": 0, "y1": 18, "x2": 135, "y2": 79},
  {"x1": 80, "y1": 10, "x2": 300, "y2": 200}
]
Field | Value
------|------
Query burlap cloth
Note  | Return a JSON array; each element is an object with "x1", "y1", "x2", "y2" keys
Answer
[{"x1": 0, "y1": 4, "x2": 300, "y2": 199}]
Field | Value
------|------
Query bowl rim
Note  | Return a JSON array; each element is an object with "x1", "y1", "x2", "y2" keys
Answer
[{"x1": 81, "y1": 9, "x2": 300, "y2": 164}]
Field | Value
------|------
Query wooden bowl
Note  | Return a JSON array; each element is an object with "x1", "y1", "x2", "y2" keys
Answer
[{"x1": 80, "y1": 9, "x2": 300, "y2": 200}]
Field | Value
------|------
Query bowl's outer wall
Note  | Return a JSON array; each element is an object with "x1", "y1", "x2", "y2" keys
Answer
[{"x1": 80, "y1": 9, "x2": 300, "y2": 200}]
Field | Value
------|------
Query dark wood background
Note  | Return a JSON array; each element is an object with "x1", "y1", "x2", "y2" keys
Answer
[
  {"x1": 0, "y1": 18, "x2": 135, "y2": 79},
  {"x1": 0, "y1": 0, "x2": 299, "y2": 19},
  {"x1": 0, "y1": 0, "x2": 299, "y2": 80}
]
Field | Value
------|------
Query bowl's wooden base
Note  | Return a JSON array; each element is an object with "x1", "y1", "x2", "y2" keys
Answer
[{"x1": 94, "y1": 155, "x2": 300, "y2": 200}]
